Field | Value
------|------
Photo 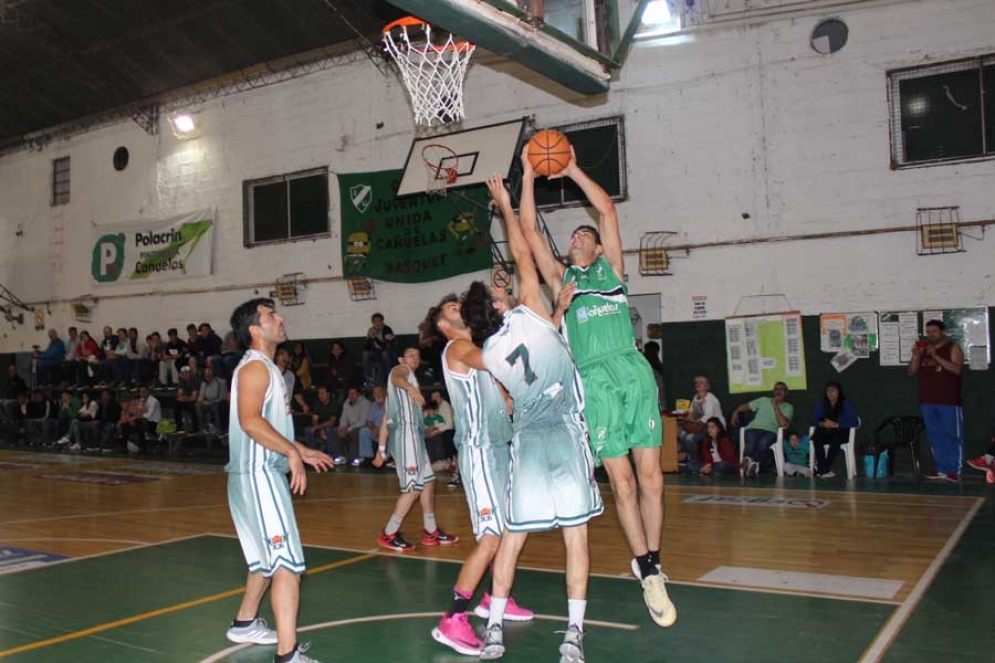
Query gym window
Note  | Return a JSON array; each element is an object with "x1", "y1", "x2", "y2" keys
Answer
[
  {"x1": 533, "y1": 115, "x2": 627, "y2": 211},
  {"x1": 889, "y1": 56, "x2": 995, "y2": 168},
  {"x1": 243, "y1": 168, "x2": 330, "y2": 247},
  {"x1": 51, "y1": 156, "x2": 70, "y2": 206}
]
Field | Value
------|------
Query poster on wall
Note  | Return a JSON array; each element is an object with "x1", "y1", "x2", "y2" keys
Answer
[
  {"x1": 879, "y1": 308, "x2": 989, "y2": 368},
  {"x1": 726, "y1": 312, "x2": 807, "y2": 394},
  {"x1": 90, "y1": 209, "x2": 215, "y2": 285},
  {"x1": 819, "y1": 312, "x2": 878, "y2": 355},
  {"x1": 338, "y1": 170, "x2": 492, "y2": 284}
]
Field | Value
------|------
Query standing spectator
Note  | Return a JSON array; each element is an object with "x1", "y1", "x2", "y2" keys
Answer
[
  {"x1": 908, "y1": 319, "x2": 964, "y2": 482},
  {"x1": 425, "y1": 390, "x2": 455, "y2": 466},
  {"x1": 327, "y1": 341, "x2": 354, "y2": 395},
  {"x1": 782, "y1": 430, "x2": 812, "y2": 477},
  {"x1": 363, "y1": 313, "x2": 395, "y2": 387},
  {"x1": 642, "y1": 341, "x2": 667, "y2": 413},
  {"x1": 161, "y1": 328, "x2": 187, "y2": 386},
  {"x1": 196, "y1": 366, "x2": 228, "y2": 436},
  {"x1": 75, "y1": 331, "x2": 101, "y2": 385},
  {"x1": 35, "y1": 329, "x2": 66, "y2": 386},
  {"x1": 305, "y1": 385, "x2": 339, "y2": 454},
  {"x1": 359, "y1": 385, "x2": 386, "y2": 461},
  {"x1": 175, "y1": 365, "x2": 200, "y2": 432},
  {"x1": 811, "y1": 381, "x2": 859, "y2": 478},
  {"x1": 696, "y1": 418, "x2": 739, "y2": 476},
  {"x1": 291, "y1": 342, "x2": 313, "y2": 390},
  {"x1": 333, "y1": 387, "x2": 371, "y2": 466},
  {"x1": 731, "y1": 382, "x2": 793, "y2": 476},
  {"x1": 677, "y1": 376, "x2": 725, "y2": 468}
]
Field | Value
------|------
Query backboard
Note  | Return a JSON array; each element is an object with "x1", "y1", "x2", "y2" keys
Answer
[{"x1": 396, "y1": 118, "x2": 526, "y2": 196}]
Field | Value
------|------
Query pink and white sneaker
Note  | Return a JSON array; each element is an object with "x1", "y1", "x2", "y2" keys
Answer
[
  {"x1": 431, "y1": 612, "x2": 482, "y2": 656},
  {"x1": 473, "y1": 593, "x2": 535, "y2": 622}
]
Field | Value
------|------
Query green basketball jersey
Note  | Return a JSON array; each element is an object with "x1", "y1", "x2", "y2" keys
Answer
[{"x1": 562, "y1": 255, "x2": 636, "y2": 366}]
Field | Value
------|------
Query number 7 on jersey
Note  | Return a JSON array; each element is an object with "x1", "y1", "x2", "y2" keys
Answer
[{"x1": 505, "y1": 343, "x2": 537, "y2": 385}]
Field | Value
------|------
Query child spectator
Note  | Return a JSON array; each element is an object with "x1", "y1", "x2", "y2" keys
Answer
[
  {"x1": 696, "y1": 417, "x2": 739, "y2": 476},
  {"x1": 783, "y1": 430, "x2": 812, "y2": 477}
]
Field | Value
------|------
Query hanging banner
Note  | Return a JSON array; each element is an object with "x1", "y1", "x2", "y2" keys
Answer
[
  {"x1": 726, "y1": 312, "x2": 807, "y2": 394},
  {"x1": 90, "y1": 209, "x2": 215, "y2": 285},
  {"x1": 338, "y1": 170, "x2": 492, "y2": 284}
]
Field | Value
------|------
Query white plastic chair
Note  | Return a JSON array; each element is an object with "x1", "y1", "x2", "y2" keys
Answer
[
  {"x1": 739, "y1": 427, "x2": 786, "y2": 476},
  {"x1": 807, "y1": 420, "x2": 860, "y2": 479}
]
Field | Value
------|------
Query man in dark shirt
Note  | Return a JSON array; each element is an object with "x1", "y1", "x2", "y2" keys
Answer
[
  {"x1": 162, "y1": 328, "x2": 188, "y2": 386},
  {"x1": 306, "y1": 385, "x2": 340, "y2": 455},
  {"x1": 97, "y1": 389, "x2": 123, "y2": 451},
  {"x1": 196, "y1": 323, "x2": 223, "y2": 368},
  {"x1": 327, "y1": 341, "x2": 355, "y2": 396},
  {"x1": 176, "y1": 365, "x2": 200, "y2": 432},
  {"x1": 362, "y1": 313, "x2": 395, "y2": 387},
  {"x1": 1, "y1": 366, "x2": 28, "y2": 425}
]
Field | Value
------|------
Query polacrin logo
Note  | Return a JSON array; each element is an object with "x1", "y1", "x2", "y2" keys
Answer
[{"x1": 91, "y1": 234, "x2": 125, "y2": 283}]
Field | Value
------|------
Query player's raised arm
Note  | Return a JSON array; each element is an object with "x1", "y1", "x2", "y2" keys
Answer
[
  {"x1": 485, "y1": 175, "x2": 546, "y2": 318},
  {"x1": 552, "y1": 146, "x2": 624, "y2": 281},
  {"x1": 518, "y1": 147, "x2": 566, "y2": 295}
]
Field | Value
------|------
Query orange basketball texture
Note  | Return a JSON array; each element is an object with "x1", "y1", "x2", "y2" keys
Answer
[{"x1": 527, "y1": 130, "x2": 572, "y2": 177}]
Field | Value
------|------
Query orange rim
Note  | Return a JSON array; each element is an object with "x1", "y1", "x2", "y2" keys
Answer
[{"x1": 382, "y1": 15, "x2": 474, "y2": 53}]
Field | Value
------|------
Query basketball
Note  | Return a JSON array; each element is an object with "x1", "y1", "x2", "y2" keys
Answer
[{"x1": 527, "y1": 129, "x2": 572, "y2": 177}]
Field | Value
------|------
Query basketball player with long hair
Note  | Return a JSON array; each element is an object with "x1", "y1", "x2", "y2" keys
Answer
[
  {"x1": 224, "y1": 298, "x2": 334, "y2": 663},
  {"x1": 518, "y1": 146, "x2": 677, "y2": 628},
  {"x1": 464, "y1": 175, "x2": 603, "y2": 662},
  {"x1": 420, "y1": 296, "x2": 535, "y2": 656}
]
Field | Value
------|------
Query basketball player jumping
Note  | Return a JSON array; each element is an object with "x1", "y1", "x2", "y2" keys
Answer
[
  {"x1": 373, "y1": 346, "x2": 459, "y2": 551},
  {"x1": 420, "y1": 295, "x2": 535, "y2": 656},
  {"x1": 463, "y1": 175, "x2": 603, "y2": 662},
  {"x1": 519, "y1": 146, "x2": 677, "y2": 627},
  {"x1": 224, "y1": 298, "x2": 334, "y2": 663}
]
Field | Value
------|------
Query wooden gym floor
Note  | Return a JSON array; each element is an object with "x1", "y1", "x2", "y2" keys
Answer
[{"x1": 0, "y1": 449, "x2": 992, "y2": 662}]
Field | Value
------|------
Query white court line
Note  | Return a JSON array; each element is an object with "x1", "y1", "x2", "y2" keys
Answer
[
  {"x1": 198, "y1": 612, "x2": 638, "y2": 663},
  {"x1": 860, "y1": 496, "x2": 984, "y2": 662},
  {"x1": 698, "y1": 566, "x2": 904, "y2": 601}
]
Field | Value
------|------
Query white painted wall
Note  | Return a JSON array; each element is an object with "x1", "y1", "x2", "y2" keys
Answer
[{"x1": 1, "y1": 0, "x2": 993, "y2": 352}]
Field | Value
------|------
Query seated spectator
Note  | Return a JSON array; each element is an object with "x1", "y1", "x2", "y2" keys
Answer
[
  {"x1": 678, "y1": 375, "x2": 725, "y2": 468},
  {"x1": 305, "y1": 385, "x2": 340, "y2": 454},
  {"x1": 643, "y1": 341, "x2": 667, "y2": 412},
  {"x1": 75, "y1": 330, "x2": 101, "y2": 384},
  {"x1": 291, "y1": 342, "x2": 313, "y2": 390},
  {"x1": 363, "y1": 313, "x2": 395, "y2": 387},
  {"x1": 196, "y1": 366, "x2": 228, "y2": 440},
  {"x1": 2, "y1": 364, "x2": 27, "y2": 406},
  {"x1": 425, "y1": 390, "x2": 455, "y2": 467},
  {"x1": 121, "y1": 386, "x2": 161, "y2": 454},
  {"x1": 175, "y1": 365, "x2": 200, "y2": 432},
  {"x1": 276, "y1": 347, "x2": 309, "y2": 414},
  {"x1": 783, "y1": 430, "x2": 812, "y2": 477},
  {"x1": 137, "y1": 332, "x2": 163, "y2": 385},
  {"x1": 61, "y1": 391, "x2": 99, "y2": 452},
  {"x1": 333, "y1": 387, "x2": 371, "y2": 466},
  {"x1": 185, "y1": 323, "x2": 200, "y2": 356},
  {"x1": 35, "y1": 329, "x2": 66, "y2": 386},
  {"x1": 160, "y1": 327, "x2": 187, "y2": 386},
  {"x1": 358, "y1": 385, "x2": 386, "y2": 460},
  {"x1": 811, "y1": 381, "x2": 859, "y2": 478},
  {"x1": 210, "y1": 331, "x2": 242, "y2": 381},
  {"x1": 9, "y1": 391, "x2": 29, "y2": 443},
  {"x1": 105, "y1": 327, "x2": 137, "y2": 386},
  {"x1": 731, "y1": 381, "x2": 793, "y2": 476},
  {"x1": 96, "y1": 326, "x2": 117, "y2": 384},
  {"x1": 97, "y1": 389, "x2": 123, "y2": 451},
  {"x1": 195, "y1": 323, "x2": 223, "y2": 369},
  {"x1": 696, "y1": 417, "x2": 739, "y2": 476},
  {"x1": 53, "y1": 390, "x2": 80, "y2": 440},
  {"x1": 327, "y1": 341, "x2": 355, "y2": 395},
  {"x1": 25, "y1": 391, "x2": 53, "y2": 445}
]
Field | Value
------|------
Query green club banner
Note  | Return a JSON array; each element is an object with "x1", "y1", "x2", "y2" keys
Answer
[
  {"x1": 338, "y1": 170, "x2": 492, "y2": 283},
  {"x1": 90, "y1": 209, "x2": 215, "y2": 285}
]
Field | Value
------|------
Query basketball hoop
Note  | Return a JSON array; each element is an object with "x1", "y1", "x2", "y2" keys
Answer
[
  {"x1": 421, "y1": 143, "x2": 459, "y2": 195},
  {"x1": 382, "y1": 16, "x2": 475, "y2": 127}
]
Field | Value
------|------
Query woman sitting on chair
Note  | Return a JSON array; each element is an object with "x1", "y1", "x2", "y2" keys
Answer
[{"x1": 812, "y1": 381, "x2": 859, "y2": 478}]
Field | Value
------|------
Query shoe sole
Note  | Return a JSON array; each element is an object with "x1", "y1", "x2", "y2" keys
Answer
[
  {"x1": 378, "y1": 540, "x2": 414, "y2": 553},
  {"x1": 422, "y1": 538, "x2": 459, "y2": 547},
  {"x1": 967, "y1": 462, "x2": 989, "y2": 471},
  {"x1": 431, "y1": 627, "x2": 482, "y2": 656},
  {"x1": 226, "y1": 631, "x2": 278, "y2": 645},
  {"x1": 479, "y1": 647, "x2": 506, "y2": 661},
  {"x1": 472, "y1": 606, "x2": 535, "y2": 622},
  {"x1": 559, "y1": 642, "x2": 585, "y2": 663}
]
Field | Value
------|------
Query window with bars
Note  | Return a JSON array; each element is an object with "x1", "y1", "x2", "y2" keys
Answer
[
  {"x1": 889, "y1": 57, "x2": 995, "y2": 167},
  {"x1": 51, "y1": 156, "x2": 70, "y2": 206},
  {"x1": 242, "y1": 168, "x2": 329, "y2": 247},
  {"x1": 532, "y1": 116, "x2": 627, "y2": 211}
]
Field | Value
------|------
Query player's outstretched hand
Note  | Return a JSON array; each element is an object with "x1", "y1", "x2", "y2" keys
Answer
[
  {"x1": 300, "y1": 447, "x2": 334, "y2": 473},
  {"x1": 485, "y1": 174, "x2": 512, "y2": 211},
  {"x1": 547, "y1": 146, "x2": 578, "y2": 181},
  {"x1": 288, "y1": 448, "x2": 307, "y2": 495},
  {"x1": 408, "y1": 387, "x2": 426, "y2": 407},
  {"x1": 372, "y1": 450, "x2": 386, "y2": 469}
]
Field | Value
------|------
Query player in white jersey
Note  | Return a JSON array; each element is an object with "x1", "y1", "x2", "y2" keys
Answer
[
  {"x1": 463, "y1": 176, "x2": 603, "y2": 663},
  {"x1": 420, "y1": 295, "x2": 535, "y2": 656},
  {"x1": 224, "y1": 298, "x2": 333, "y2": 663},
  {"x1": 372, "y1": 346, "x2": 459, "y2": 551}
]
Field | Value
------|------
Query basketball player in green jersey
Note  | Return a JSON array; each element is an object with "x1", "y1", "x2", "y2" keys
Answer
[
  {"x1": 225, "y1": 298, "x2": 334, "y2": 663},
  {"x1": 519, "y1": 147, "x2": 677, "y2": 627}
]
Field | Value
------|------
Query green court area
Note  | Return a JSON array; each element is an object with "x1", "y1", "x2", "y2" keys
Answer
[{"x1": 0, "y1": 535, "x2": 896, "y2": 662}]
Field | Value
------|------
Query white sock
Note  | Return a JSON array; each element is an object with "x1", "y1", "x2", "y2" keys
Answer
[
  {"x1": 487, "y1": 596, "x2": 508, "y2": 628},
  {"x1": 567, "y1": 599, "x2": 586, "y2": 630},
  {"x1": 424, "y1": 512, "x2": 437, "y2": 533},
  {"x1": 985, "y1": 454, "x2": 994, "y2": 463},
  {"x1": 384, "y1": 513, "x2": 403, "y2": 536}
]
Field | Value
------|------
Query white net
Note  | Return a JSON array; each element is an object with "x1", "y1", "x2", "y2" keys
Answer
[{"x1": 383, "y1": 18, "x2": 476, "y2": 127}]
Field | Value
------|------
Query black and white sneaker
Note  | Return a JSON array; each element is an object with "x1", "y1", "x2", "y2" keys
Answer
[{"x1": 226, "y1": 617, "x2": 277, "y2": 644}]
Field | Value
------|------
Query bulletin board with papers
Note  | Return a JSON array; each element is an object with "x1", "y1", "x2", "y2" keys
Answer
[
  {"x1": 725, "y1": 312, "x2": 807, "y2": 394},
  {"x1": 878, "y1": 308, "x2": 989, "y2": 369}
]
